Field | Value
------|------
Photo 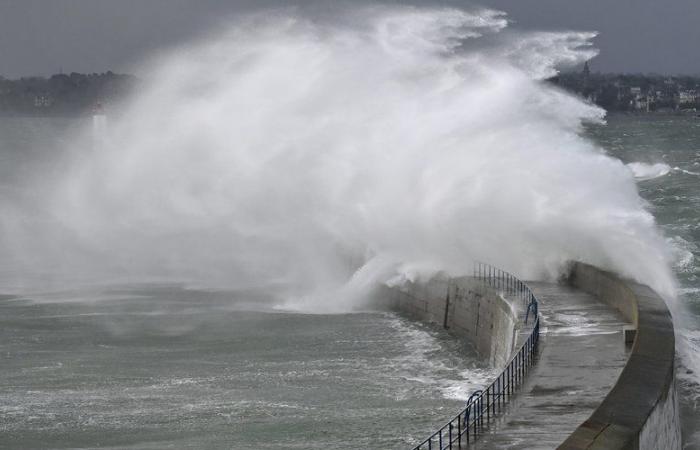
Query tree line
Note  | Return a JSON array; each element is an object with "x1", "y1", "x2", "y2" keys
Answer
[{"x1": 0, "y1": 71, "x2": 138, "y2": 116}]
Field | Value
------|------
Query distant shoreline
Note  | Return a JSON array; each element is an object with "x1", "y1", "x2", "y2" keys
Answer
[
  {"x1": 549, "y1": 66, "x2": 700, "y2": 113},
  {"x1": 0, "y1": 71, "x2": 137, "y2": 118},
  {"x1": 3, "y1": 69, "x2": 700, "y2": 118}
]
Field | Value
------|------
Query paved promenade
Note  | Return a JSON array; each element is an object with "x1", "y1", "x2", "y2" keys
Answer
[{"x1": 472, "y1": 282, "x2": 630, "y2": 450}]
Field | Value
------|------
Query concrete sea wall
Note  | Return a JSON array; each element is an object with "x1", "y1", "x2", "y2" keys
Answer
[
  {"x1": 560, "y1": 262, "x2": 681, "y2": 450},
  {"x1": 376, "y1": 276, "x2": 519, "y2": 369}
]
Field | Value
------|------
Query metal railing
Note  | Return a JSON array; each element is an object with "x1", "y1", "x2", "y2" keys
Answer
[
  {"x1": 473, "y1": 262, "x2": 538, "y2": 326},
  {"x1": 411, "y1": 263, "x2": 540, "y2": 450}
]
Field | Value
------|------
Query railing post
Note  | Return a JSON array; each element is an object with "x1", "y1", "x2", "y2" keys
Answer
[
  {"x1": 476, "y1": 395, "x2": 484, "y2": 433},
  {"x1": 506, "y1": 361, "x2": 513, "y2": 399},
  {"x1": 492, "y1": 383, "x2": 496, "y2": 415},
  {"x1": 525, "y1": 338, "x2": 529, "y2": 364},
  {"x1": 457, "y1": 412, "x2": 462, "y2": 447},
  {"x1": 465, "y1": 408, "x2": 470, "y2": 442},
  {"x1": 509, "y1": 363, "x2": 513, "y2": 394},
  {"x1": 507, "y1": 365, "x2": 511, "y2": 395},
  {"x1": 448, "y1": 422, "x2": 453, "y2": 449},
  {"x1": 480, "y1": 396, "x2": 484, "y2": 429},
  {"x1": 518, "y1": 351, "x2": 522, "y2": 382},
  {"x1": 498, "y1": 374, "x2": 502, "y2": 410},
  {"x1": 486, "y1": 388, "x2": 490, "y2": 422}
]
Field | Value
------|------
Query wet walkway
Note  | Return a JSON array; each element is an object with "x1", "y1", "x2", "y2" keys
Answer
[{"x1": 471, "y1": 282, "x2": 630, "y2": 450}]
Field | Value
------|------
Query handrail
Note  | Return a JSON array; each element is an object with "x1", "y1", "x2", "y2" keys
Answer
[{"x1": 410, "y1": 263, "x2": 540, "y2": 450}]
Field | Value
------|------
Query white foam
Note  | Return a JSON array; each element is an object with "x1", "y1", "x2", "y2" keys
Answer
[
  {"x1": 667, "y1": 236, "x2": 697, "y2": 273},
  {"x1": 542, "y1": 310, "x2": 621, "y2": 336},
  {"x1": 0, "y1": 5, "x2": 676, "y2": 308},
  {"x1": 679, "y1": 287, "x2": 700, "y2": 296},
  {"x1": 386, "y1": 315, "x2": 497, "y2": 402},
  {"x1": 674, "y1": 167, "x2": 700, "y2": 177},
  {"x1": 627, "y1": 162, "x2": 672, "y2": 181}
]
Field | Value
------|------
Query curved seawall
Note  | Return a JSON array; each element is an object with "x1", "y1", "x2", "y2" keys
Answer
[
  {"x1": 375, "y1": 262, "x2": 680, "y2": 449},
  {"x1": 376, "y1": 275, "x2": 521, "y2": 368},
  {"x1": 560, "y1": 262, "x2": 681, "y2": 450}
]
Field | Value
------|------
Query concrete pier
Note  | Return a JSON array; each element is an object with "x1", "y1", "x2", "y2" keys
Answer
[
  {"x1": 381, "y1": 263, "x2": 680, "y2": 449},
  {"x1": 471, "y1": 282, "x2": 630, "y2": 450}
]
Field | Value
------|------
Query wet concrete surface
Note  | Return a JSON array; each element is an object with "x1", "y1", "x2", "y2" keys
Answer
[{"x1": 470, "y1": 282, "x2": 630, "y2": 450}]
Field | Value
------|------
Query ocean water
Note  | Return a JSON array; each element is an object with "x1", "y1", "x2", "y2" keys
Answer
[
  {"x1": 586, "y1": 113, "x2": 700, "y2": 447},
  {"x1": 0, "y1": 9, "x2": 698, "y2": 445},
  {"x1": 0, "y1": 117, "x2": 503, "y2": 449},
  {"x1": 1, "y1": 112, "x2": 698, "y2": 448},
  {"x1": 0, "y1": 284, "x2": 495, "y2": 449}
]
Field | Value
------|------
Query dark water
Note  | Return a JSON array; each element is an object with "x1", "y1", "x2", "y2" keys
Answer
[
  {"x1": 0, "y1": 286, "x2": 492, "y2": 449},
  {"x1": 0, "y1": 117, "x2": 496, "y2": 449},
  {"x1": 587, "y1": 113, "x2": 700, "y2": 447}
]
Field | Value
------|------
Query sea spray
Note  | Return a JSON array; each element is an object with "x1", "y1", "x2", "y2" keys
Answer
[
  {"x1": 1, "y1": 6, "x2": 677, "y2": 309},
  {"x1": 627, "y1": 162, "x2": 672, "y2": 181}
]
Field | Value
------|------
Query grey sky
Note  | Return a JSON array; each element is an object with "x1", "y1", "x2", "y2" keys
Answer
[{"x1": 0, "y1": 0, "x2": 698, "y2": 78}]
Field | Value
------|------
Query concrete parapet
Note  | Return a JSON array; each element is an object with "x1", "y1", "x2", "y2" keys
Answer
[
  {"x1": 559, "y1": 262, "x2": 681, "y2": 450},
  {"x1": 376, "y1": 276, "x2": 520, "y2": 369}
]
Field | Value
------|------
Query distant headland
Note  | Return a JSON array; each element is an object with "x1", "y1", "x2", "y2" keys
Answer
[
  {"x1": 0, "y1": 71, "x2": 137, "y2": 117},
  {"x1": 549, "y1": 62, "x2": 700, "y2": 113},
  {"x1": 2, "y1": 67, "x2": 700, "y2": 117}
]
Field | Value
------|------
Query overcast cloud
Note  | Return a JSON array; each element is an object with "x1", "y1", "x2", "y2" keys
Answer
[{"x1": 1, "y1": 0, "x2": 698, "y2": 78}]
